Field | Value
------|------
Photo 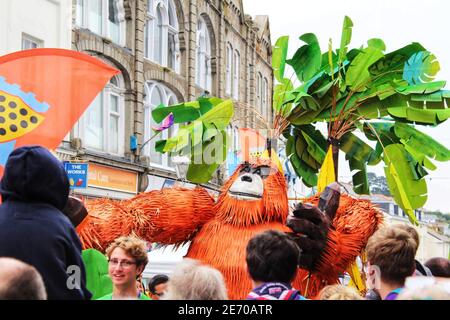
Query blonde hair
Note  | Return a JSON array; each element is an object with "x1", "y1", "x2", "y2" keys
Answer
[
  {"x1": 366, "y1": 226, "x2": 416, "y2": 286},
  {"x1": 318, "y1": 284, "x2": 363, "y2": 300},
  {"x1": 105, "y1": 235, "x2": 148, "y2": 268},
  {"x1": 163, "y1": 259, "x2": 228, "y2": 300}
]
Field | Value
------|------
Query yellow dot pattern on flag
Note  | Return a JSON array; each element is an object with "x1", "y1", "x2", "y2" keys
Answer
[{"x1": 0, "y1": 90, "x2": 45, "y2": 143}]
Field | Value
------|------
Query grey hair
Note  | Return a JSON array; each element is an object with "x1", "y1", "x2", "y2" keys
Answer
[
  {"x1": 162, "y1": 259, "x2": 228, "y2": 300},
  {"x1": 397, "y1": 284, "x2": 450, "y2": 300}
]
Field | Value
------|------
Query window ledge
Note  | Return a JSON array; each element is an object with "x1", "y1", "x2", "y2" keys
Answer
[{"x1": 149, "y1": 163, "x2": 176, "y2": 172}]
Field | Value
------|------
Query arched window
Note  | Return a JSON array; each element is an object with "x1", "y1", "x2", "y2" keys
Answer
[
  {"x1": 144, "y1": 0, "x2": 180, "y2": 72},
  {"x1": 144, "y1": 82, "x2": 179, "y2": 168},
  {"x1": 262, "y1": 77, "x2": 268, "y2": 118},
  {"x1": 225, "y1": 42, "x2": 240, "y2": 99},
  {"x1": 256, "y1": 72, "x2": 262, "y2": 111},
  {"x1": 225, "y1": 43, "x2": 233, "y2": 95},
  {"x1": 167, "y1": 0, "x2": 178, "y2": 69},
  {"x1": 154, "y1": 6, "x2": 163, "y2": 64},
  {"x1": 76, "y1": 73, "x2": 125, "y2": 155},
  {"x1": 233, "y1": 50, "x2": 240, "y2": 100},
  {"x1": 196, "y1": 17, "x2": 211, "y2": 91},
  {"x1": 76, "y1": 0, "x2": 126, "y2": 46}
]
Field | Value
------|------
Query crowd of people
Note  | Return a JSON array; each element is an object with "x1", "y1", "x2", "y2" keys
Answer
[{"x1": 0, "y1": 146, "x2": 449, "y2": 300}]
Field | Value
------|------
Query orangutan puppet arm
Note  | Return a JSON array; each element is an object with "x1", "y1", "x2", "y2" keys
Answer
[
  {"x1": 287, "y1": 182, "x2": 383, "y2": 281},
  {"x1": 77, "y1": 187, "x2": 216, "y2": 250}
]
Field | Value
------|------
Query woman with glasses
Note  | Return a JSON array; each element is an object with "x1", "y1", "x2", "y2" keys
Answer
[{"x1": 97, "y1": 236, "x2": 151, "y2": 300}]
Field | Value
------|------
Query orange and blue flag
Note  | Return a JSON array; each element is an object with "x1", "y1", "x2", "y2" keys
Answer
[{"x1": 0, "y1": 48, "x2": 119, "y2": 176}]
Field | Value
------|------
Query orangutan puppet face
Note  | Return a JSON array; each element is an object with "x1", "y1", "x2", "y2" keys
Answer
[
  {"x1": 215, "y1": 159, "x2": 289, "y2": 226},
  {"x1": 228, "y1": 163, "x2": 272, "y2": 200}
]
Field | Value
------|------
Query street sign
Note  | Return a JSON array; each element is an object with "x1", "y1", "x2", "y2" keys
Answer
[{"x1": 64, "y1": 162, "x2": 89, "y2": 189}]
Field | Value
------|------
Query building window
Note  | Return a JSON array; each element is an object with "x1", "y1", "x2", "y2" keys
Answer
[
  {"x1": 144, "y1": 0, "x2": 180, "y2": 72},
  {"x1": 22, "y1": 34, "x2": 43, "y2": 50},
  {"x1": 77, "y1": 74, "x2": 125, "y2": 155},
  {"x1": 196, "y1": 17, "x2": 211, "y2": 91},
  {"x1": 256, "y1": 72, "x2": 262, "y2": 110},
  {"x1": 225, "y1": 43, "x2": 233, "y2": 95},
  {"x1": 76, "y1": 0, "x2": 126, "y2": 46},
  {"x1": 144, "y1": 82, "x2": 179, "y2": 169},
  {"x1": 225, "y1": 43, "x2": 240, "y2": 99},
  {"x1": 262, "y1": 77, "x2": 268, "y2": 118},
  {"x1": 255, "y1": 73, "x2": 269, "y2": 119},
  {"x1": 233, "y1": 50, "x2": 240, "y2": 100}
]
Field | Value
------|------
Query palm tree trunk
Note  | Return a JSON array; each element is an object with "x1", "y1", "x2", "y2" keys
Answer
[{"x1": 332, "y1": 144, "x2": 339, "y2": 180}]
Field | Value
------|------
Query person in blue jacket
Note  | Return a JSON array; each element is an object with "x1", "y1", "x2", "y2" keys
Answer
[{"x1": 0, "y1": 145, "x2": 92, "y2": 300}]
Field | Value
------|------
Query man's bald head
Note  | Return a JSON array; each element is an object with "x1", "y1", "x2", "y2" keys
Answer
[{"x1": 0, "y1": 258, "x2": 47, "y2": 300}]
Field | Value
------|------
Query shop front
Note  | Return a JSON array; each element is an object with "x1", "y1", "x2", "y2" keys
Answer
[{"x1": 73, "y1": 163, "x2": 138, "y2": 200}]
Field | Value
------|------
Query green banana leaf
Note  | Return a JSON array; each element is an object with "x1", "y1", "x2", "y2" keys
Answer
[
  {"x1": 198, "y1": 96, "x2": 225, "y2": 114},
  {"x1": 369, "y1": 42, "x2": 426, "y2": 76},
  {"x1": 410, "y1": 90, "x2": 450, "y2": 106},
  {"x1": 152, "y1": 101, "x2": 200, "y2": 124},
  {"x1": 286, "y1": 33, "x2": 322, "y2": 82},
  {"x1": 273, "y1": 36, "x2": 289, "y2": 82},
  {"x1": 395, "y1": 81, "x2": 446, "y2": 95},
  {"x1": 289, "y1": 152, "x2": 318, "y2": 187},
  {"x1": 82, "y1": 249, "x2": 112, "y2": 300},
  {"x1": 363, "y1": 122, "x2": 400, "y2": 148},
  {"x1": 159, "y1": 99, "x2": 233, "y2": 153},
  {"x1": 351, "y1": 90, "x2": 449, "y2": 125},
  {"x1": 152, "y1": 97, "x2": 224, "y2": 124},
  {"x1": 295, "y1": 136, "x2": 321, "y2": 170},
  {"x1": 357, "y1": 94, "x2": 404, "y2": 119},
  {"x1": 286, "y1": 135, "x2": 319, "y2": 186},
  {"x1": 367, "y1": 142, "x2": 384, "y2": 166},
  {"x1": 186, "y1": 131, "x2": 227, "y2": 183},
  {"x1": 346, "y1": 39, "x2": 386, "y2": 92},
  {"x1": 311, "y1": 78, "x2": 335, "y2": 98},
  {"x1": 273, "y1": 78, "x2": 294, "y2": 115},
  {"x1": 394, "y1": 123, "x2": 450, "y2": 161},
  {"x1": 299, "y1": 125, "x2": 328, "y2": 150},
  {"x1": 388, "y1": 106, "x2": 450, "y2": 125},
  {"x1": 286, "y1": 135, "x2": 295, "y2": 157},
  {"x1": 338, "y1": 16, "x2": 353, "y2": 66},
  {"x1": 340, "y1": 132, "x2": 377, "y2": 163},
  {"x1": 383, "y1": 144, "x2": 428, "y2": 224},
  {"x1": 349, "y1": 157, "x2": 369, "y2": 194},
  {"x1": 403, "y1": 51, "x2": 440, "y2": 85},
  {"x1": 301, "y1": 131, "x2": 326, "y2": 164},
  {"x1": 403, "y1": 144, "x2": 437, "y2": 171}
]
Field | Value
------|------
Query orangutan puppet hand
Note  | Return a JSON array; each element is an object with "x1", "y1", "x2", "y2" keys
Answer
[{"x1": 286, "y1": 182, "x2": 341, "y2": 271}]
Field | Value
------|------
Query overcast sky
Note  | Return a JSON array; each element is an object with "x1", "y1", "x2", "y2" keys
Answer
[{"x1": 243, "y1": 0, "x2": 450, "y2": 212}]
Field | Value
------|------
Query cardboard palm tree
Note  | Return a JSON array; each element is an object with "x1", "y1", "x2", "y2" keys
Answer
[{"x1": 273, "y1": 16, "x2": 450, "y2": 224}]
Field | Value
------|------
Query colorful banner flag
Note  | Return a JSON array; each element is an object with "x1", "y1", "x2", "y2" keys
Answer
[
  {"x1": 238, "y1": 128, "x2": 267, "y2": 161},
  {"x1": 0, "y1": 48, "x2": 119, "y2": 176}
]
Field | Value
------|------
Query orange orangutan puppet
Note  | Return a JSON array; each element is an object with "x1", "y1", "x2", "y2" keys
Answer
[{"x1": 76, "y1": 158, "x2": 383, "y2": 299}]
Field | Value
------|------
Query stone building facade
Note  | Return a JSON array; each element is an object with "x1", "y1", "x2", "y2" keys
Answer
[{"x1": 59, "y1": 0, "x2": 273, "y2": 198}]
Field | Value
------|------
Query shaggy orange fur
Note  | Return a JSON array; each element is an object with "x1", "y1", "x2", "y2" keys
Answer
[{"x1": 78, "y1": 159, "x2": 383, "y2": 299}]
